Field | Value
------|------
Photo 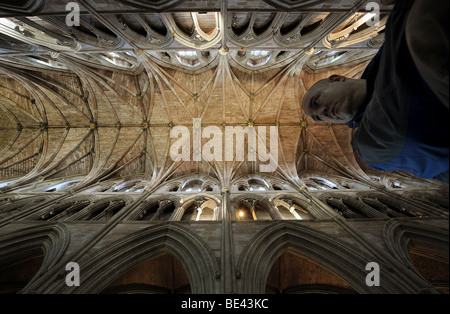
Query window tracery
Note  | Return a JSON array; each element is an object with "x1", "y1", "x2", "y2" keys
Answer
[
  {"x1": 135, "y1": 201, "x2": 159, "y2": 221},
  {"x1": 37, "y1": 200, "x2": 91, "y2": 221},
  {"x1": 169, "y1": 185, "x2": 180, "y2": 192},
  {"x1": 322, "y1": 13, "x2": 387, "y2": 49},
  {"x1": 273, "y1": 197, "x2": 312, "y2": 220},
  {"x1": 0, "y1": 17, "x2": 81, "y2": 52},
  {"x1": 154, "y1": 201, "x2": 176, "y2": 221},
  {"x1": 77, "y1": 199, "x2": 126, "y2": 221},
  {"x1": 234, "y1": 197, "x2": 273, "y2": 221},
  {"x1": 305, "y1": 50, "x2": 376, "y2": 73},
  {"x1": 0, "y1": 181, "x2": 13, "y2": 188},
  {"x1": 43, "y1": 180, "x2": 80, "y2": 192},
  {"x1": 308, "y1": 177, "x2": 338, "y2": 190},
  {"x1": 248, "y1": 178, "x2": 269, "y2": 192},
  {"x1": 162, "y1": 12, "x2": 223, "y2": 50},
  {"x1": 182, "y1": 179, "x2": 203, "y2": 192},
  {"x1": 180, "y1": 197, "x2": 218, "y2": 221},
  {"x1": 0, "y1": 196, "x2": 49, "y2": 218}
]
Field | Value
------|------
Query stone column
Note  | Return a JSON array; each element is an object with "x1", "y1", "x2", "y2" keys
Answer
[{"x1": 220, "y1": 187, "x2": 236, "y2": 293}]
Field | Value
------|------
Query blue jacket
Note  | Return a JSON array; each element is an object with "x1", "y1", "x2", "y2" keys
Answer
[{"x1": 348, "y1": 0, "x2": 449, "y2": 183}]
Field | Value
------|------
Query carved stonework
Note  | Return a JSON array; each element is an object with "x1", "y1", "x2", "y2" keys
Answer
[
  {"x1": 113, "y1": 0, "x2": 185, "y2": 11},
  {"x1": 263, "y1": 0, "x2": 324, "y2": 10}
]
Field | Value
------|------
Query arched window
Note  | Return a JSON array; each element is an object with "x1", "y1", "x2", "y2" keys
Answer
[
  {"x1": 195, "y1": 198, "x2": 217, "y2": 221},
  {"x1": 376, "y1": 197, "x2": 419, "y2": 218},
  {"x1": 235, "y1": 199, "x2": 272, "y2": 221},
  {"x1": 305, "y1": 184, "x2": 318, "y2": 191},
  {"x1": 154, "y1": 202, "x2": 176, "y2": 221},
  {"x1": 196, "y1": 205, "x2": 215, "y2": 220},
  {"x1": 180, "y1": 203, "x2": 197, "y2": 221},
  {"x1": 274, "y1": 198, "x2": 311, "y2": 220},
  {"x1": 310, "y1": 178, "x2": 338, "y2": 190},
  {"x1": 360, "y1": 198, "x2": 405, "y2": 218},
  {"x1": 338, "y1": 181, "x2": 371, "y2": 190},
  {"x1": 204, "y1": 185, "x2": 213, "y2": 192},
  {"x1": 182, "y1": 179, "x2": 203, "y2": 192},
  {"x1": 175, "y1": 51, "x2": 201, "y2": 67},
  {"x1": 253, "y1": 202, "x2": 272, "y2": 220},
  {"x1": 0, "y1": 181, "x2": 13, "y2": 188},
  {"x1": 81, "y1": 200, "x2": 126, "y2": 221},
  {"x1": 133, "y1": 184, "x2": 146, "y2": 193},
  {"x1": 112, "y1": 180, "x2": 142, "y2": 192},
  {"x1": 248, "y1": 178, "x2": 268, "y2": 192},
  {"x1": 43, "y1": 180, "x2": 79, "y2": 192},
  {"x1": 238, "y1": 185, "x2": 248, "y2": 191},
  {"x1": 84, "y1": 184, "x2": 112, "y2": 193},
  {"x1": 325, "y1": 198, "x2": 362, "y2": 219},
  {"x1": 101, "y1": 52, "x2": 135, "y2": 69},
  {"x1": 37, "y1": 200, "x2": 91, "y2": 221},
  {"x1": 0, "y1": 196, "x2": 48, "y2": 217},
  {"x1": 235, "y1": 202, "x2": 254, "y2": 221},
  {"x1": 169, "y1": 185, "x2": 180, "y2": 192},
  {"x1": 136, "y1": 202, "x2": 159, "y2": 221},
  {"x1": 38, "y1": 202, "x2": 75, "y2": 221},
  {"x1": 247, "y1": 50, "x2": 272, "y2": 67},
  {"x1": 180, "y1": 198, "x2": 218, "y2": 221}
]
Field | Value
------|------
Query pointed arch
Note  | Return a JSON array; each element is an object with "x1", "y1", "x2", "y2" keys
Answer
[
  {"x1": 101, "y1": 252, "x2": 191, "y2": 294},
  {"x1": 0, "y1": 223, "x2": 70, "y2": 293},
  {"x1": 383, "y1": 219, "x2": 449, "y2": 272},
  {"x1": 266, "y1": 249, "x2": 357, "y2": 294},
  {"x1": 233, "y1": 194, "x2": 278, "y2": 221},
  {"x1": 53, "y1": 224, "x2": 220, "y2": 294},
  {"x1": 236, "y1": 221, "x2": 417, "y2": 294}
]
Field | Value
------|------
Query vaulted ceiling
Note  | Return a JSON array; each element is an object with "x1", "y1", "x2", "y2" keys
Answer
[{"x1": 0, "y1": 0, "x2": 395, "y2": 192}]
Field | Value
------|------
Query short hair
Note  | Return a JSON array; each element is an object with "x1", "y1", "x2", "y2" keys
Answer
[{"x1": 309, "y1": 78, "x2": 330, "y2": 90}]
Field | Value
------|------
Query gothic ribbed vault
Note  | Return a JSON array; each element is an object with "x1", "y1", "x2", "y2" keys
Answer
[
  {"x1": 0, "y1": 0, "x2": 448, "y2": 296},
  {"x1": 0, "y1": 0, "x2": 396, "y2": 191}
]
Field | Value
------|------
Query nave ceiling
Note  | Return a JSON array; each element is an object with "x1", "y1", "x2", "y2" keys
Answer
[{"x1": 1, "y1": 0, "x2": 421, "y2": 192}]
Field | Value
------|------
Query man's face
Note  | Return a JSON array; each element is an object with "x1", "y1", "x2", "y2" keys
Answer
[{"x1": 302, "y1": 76, "x2": 364, "y2": 124}]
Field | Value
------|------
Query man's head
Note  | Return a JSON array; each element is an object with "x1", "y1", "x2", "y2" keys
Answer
[{"x1": 302, "y1": 75, "x2": 367, "y2": 124}]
